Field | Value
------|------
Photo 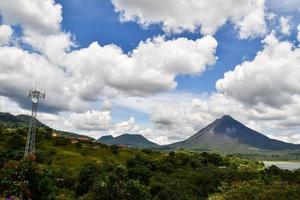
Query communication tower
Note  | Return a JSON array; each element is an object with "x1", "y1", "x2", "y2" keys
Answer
[{"x1": 24, "y1": 88, "x2": 45, "y2": 157}]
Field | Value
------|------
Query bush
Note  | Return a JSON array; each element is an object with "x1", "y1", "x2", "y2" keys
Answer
[
  {"x1": 110, "y1": 145, "x2": 119, "y2": 155},
  {"x1": 0, "y1": 160, "x2": 57, "y2": 199},
  {"x1": 54, "y1": 137, "x2": 68, "y2": 146}
]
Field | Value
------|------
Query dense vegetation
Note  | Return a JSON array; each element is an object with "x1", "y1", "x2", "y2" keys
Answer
[{"x1": 1, "y1": 124, "x2": 300, "y2": 199}]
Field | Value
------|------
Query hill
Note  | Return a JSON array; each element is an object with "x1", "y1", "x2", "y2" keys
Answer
[
  {"x1": 168, "y1": 115, "x2": 300, "y2": 152},
  {"x1": 0, "y1": 112, "x2": 45, "y2": 128},
  {"x1": 0, "y1": 112, "x2": 93, "y2": 141},
  {"x1": 98, "y1": 134, "x2": 160, "y2": 148}
]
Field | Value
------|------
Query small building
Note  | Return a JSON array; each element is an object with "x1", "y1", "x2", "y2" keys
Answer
[
  {"x1": 92, "y1": 145, "x2": 100, "y2": 150},
  {"x1": 52, "y1": 132, "x2": 58, "y2": 137},
  {"x1": 70, "y1": 139, "x2": 78, "y2": 144},
  {"x1": 78, "y1": 137, "x2": 89, "y2": 141},
  {"x1": 116, "y1": 144, "x2": 127, "y2": 149}
]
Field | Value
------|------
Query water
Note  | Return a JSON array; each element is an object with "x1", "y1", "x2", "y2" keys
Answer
[{"x1": 263, "y1": 161, "x2": 300, "y2": 171}]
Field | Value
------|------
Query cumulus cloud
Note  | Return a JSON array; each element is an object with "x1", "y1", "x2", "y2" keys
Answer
[
  {"x1": 67, "y1": 110, "x2": 112, "y2": 131},
  {"x1": 0, "y1": 24, "x2": 12, "y2": 46},
  {"x1": 0, "y1": 0, "x2": 62, "y2": 34},
  {"x1": 111, "y1": 0, "x2": 266, "y2": 38},
  {"x1": 216, "y1": 32, "x2": 300, "y2": 108},
  {"x1": 22, "y1": 30, "x2": 74, "y2": 65},
  {"x1": 64, "y1": 36, "x2": 217, "y2": 97},
  {"x1": 0, "y1": 46, "x2": 89, "y2": 112},
  {"x1": 0, "y1": 0, "x2": 74, "y2": 65},
  {"x1": 279, "y1": 16, "x2": 291, "y2": 36},
  {"x1": 108, "y1": 117, "x2": 139, "y2": 135}
]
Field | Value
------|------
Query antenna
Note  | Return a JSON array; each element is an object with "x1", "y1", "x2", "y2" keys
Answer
[{"x1": 24, "y1": 86, "x2": 46, "y2": 158}]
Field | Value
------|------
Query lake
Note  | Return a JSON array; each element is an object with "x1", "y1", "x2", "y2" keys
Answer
[{"x1": 263, "y1": 161, "x2": 300, "y2": 171}]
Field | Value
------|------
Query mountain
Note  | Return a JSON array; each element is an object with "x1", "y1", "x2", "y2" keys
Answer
[
  {"x1": 0, "y1": 112, "x2": 93, "y2": 141},
  {"x1": 98, "y1": 134, "x2": 159, "y2": 148},
  {"x1": 168, "y1": 115, "x2": 300, "y2": 152},
  {"x1": 98, "y1": 135, "x2": 114, "y2": 142}
]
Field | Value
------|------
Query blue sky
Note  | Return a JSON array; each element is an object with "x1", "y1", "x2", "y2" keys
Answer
[{"x1": 0, "y1": 0, "x2": 300, "y2": 144}]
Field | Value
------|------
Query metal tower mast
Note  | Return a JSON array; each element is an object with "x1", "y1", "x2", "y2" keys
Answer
[{"x1": 24, "y1": 89, "x2": 45, "y2": 157}]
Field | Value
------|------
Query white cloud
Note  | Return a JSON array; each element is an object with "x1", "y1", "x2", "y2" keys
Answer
[
  {"x1": 279, "y1": 16, "x2": 291, "y2": 36},
  {"x1": 102, "y1": 99, "x2": 112, "y2": 111},
  {"x1": 0, "y1": 0, "x2": 62, "y2": 34},
  {"x1": 111, "y1": 0, "x2": 266, "y2": 38},
  {"x1": 0, "y1": 96, "x2": 27, "y2": 115},
  {"x1": 22, "y1": 30, "x2": 74, "y2": 65},
  {"x1": 236, "y1": 0, "x2": 266, "y2": 39},
  {"x1": 216, "y1": 32, "x2": 300, "y2": 108},
  {"x1": 64, "y1": 35, "x2": 217, "y2": 97},
  {"x1": 0, "y1": 0, "x2": 74, "y2": 66},
  {"x1": 0, "y1": 46, "x2": 89, "y2": 112},
  {"x1": 267, "y1": 131, "x2": 300, "y2": 144},
  {"x1": 67, "y1": 110, "x2": 112, "y2": 131},
  {"x1": 0, "y1": 24, "x2": 12, "y2": 46},
  {"x1": 108, "y1": 117, "x2": 139, "y2": 135}
]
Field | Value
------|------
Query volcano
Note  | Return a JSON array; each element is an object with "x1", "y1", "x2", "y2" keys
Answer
[{"x1": 168, "y1": 115, "x2": 300, "y2": 152}]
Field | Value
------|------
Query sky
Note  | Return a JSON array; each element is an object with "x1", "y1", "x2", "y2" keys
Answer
[{"x1": 0, "y1": 0, "x2": 300, "y2": 145}]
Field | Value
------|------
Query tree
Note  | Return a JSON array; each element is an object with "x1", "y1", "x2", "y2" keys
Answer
[
  {"x1": 79, "y1": 164, "x2": 151, "y2": 200},
  {"x1": 110, "y1": 145, "x2": 119, "y2": 155},
  {"x1": 6, "y1": 133, "x2": 25, "y2": 150},
  {"x1": 0, "y1": 122, "x2": 4, "y2": 135},
  {"x1": 76, "y1": 163, "x2": 100, "y2": 196},
  {"x1": 0, "y1": 160, "x2": 57, "y2": 199}
]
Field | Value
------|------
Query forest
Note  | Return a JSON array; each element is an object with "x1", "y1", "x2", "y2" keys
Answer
[{"x1": 1, "y1": 125, "x2": 300, "y2": 200}]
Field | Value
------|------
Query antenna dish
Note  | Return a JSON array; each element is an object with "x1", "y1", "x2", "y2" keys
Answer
[{"x1": 31, "y1": 97, "x2": 38, "y2": 103}]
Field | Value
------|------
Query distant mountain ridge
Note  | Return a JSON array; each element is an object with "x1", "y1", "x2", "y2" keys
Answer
[
  {"x1": 2, "y1": 112, "x2": 299, "y2": 152},
  {"x1": 98, "y1": 134, "x2": 159, "y2": 148},
  {"x1": 168, "y1": 115, "x2": 300, "y2": 151}
]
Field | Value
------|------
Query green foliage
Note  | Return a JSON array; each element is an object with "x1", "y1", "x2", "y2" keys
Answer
[
  {"x1": 76, "y1": 162, "x2": 101, "y2": 196},
  {"x1": 110, "y1": 145, "x2": 119, "y2": 155},
  {"x1": 0, "y1": 160, "x2": 57, "y2": 199},
  {"x1": 0, "y1": 122, "x2": 4, "y2": 135},
  {"x1": 1, "y1": 128, "x2": 300, "y2": 199},
  {"x1": 54, "y1": 137, "x2": 69, "y2": 146},
  {"x1": 6, "y1": 130, "x2": 26, "y2": 150},
  {"x1": 211, "y1": 180, "x2": 300, "y2": 200},
  {"x1": 79, "y1": 164, "x2": 151, "y2": 200}
]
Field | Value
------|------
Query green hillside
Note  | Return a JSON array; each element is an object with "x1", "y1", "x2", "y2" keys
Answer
[
  {"x1": 0, "y1": 112, "x2": 93, "y2": 141},
  {"x1": 1, "y1": 122, "x2": 300, "y2": 199}
]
